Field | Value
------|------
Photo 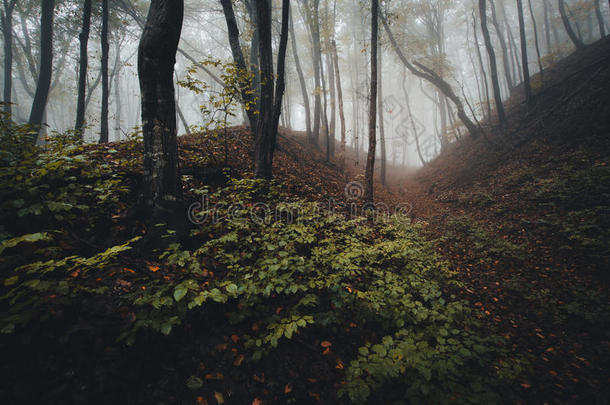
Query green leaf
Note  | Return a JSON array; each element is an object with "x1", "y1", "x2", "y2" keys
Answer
[
  {"x1": 186, "y1": 375, "x2": 203, "y2": 390},
  {"x1": 4, "y1": 276, "x2": 18, "y2": 286},
  {"x1": 174, "y1": 286, "x2": 188, "y2": 302}
]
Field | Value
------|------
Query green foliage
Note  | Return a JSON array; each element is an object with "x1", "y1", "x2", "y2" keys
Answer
[
  {"x1": 114, "y1": 179, "x2": 515, "y2": 402},
  {"x1": 445, "y1": 216, "x2": 526, "y2": 263}
]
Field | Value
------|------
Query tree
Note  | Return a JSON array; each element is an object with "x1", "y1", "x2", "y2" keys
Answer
[
  {"x1": 219, "y1": 0, "x2": 258, "y2": 131},
  {"x1": 382, "y1": 16, "x2": 481, "y2": 138},
  {"x1": 138, "y1": 0, "x2": 184, "y2": 211},
  {"x1": 558, "y1": 0, "x2": 585, "y2": 49},
  {"x1": 100, "y1": 0, "x2": 110, "y2": 143},
  {"x1": 516, "y1": 0, "x2": 532, "y2": 105},
  {"x1": 593, "y1": 0, "x2": 605, "y2": 38},
  {"x1": 378, "y1": 48, "x2": 386, "y2": 185},
  {"x1": 489, "y1": 0, "x2": 513, "y2": 91},
  {"x1": 1, "y1": 0, "x2": 17, "y2": 115},
  {"x1": 255, "y1": 0, "x2": 290, "y2": 178},
  {"x1": 364, "y1": 0, "x2": 378, "y2": 205},
  {"x1": 332, "y1": 39, "x2": 346, "y2": 167},
  {"x1": 28, "y1": 0, "x2": 55, "y2": 141},
  {"x1": 289, "y1": 7, "x2": 312, "y2": 140},
  {"x1": 75, "y1": 0, "x2": 92, "y2": 134},
  {"x1": 479, "y1": 0, "x2": 505, "y2": 124}
]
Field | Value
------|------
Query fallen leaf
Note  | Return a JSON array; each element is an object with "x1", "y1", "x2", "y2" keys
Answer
[
  {"x1": 320, "y1": 341, "x2": 332, "y2": 348},
  {"x1": 284, "y1": 383, "x2": 293, "y2": 393},
  {"x1": 148, "y1": 265, "x2": 160, "y2": 272},
  {"x1": 214, "y1": 392, "x2": 224, "y2": 404}
]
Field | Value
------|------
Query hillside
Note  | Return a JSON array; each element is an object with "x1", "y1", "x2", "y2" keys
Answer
[{"x1": 1, "y1": 35, "x2": 609, "y2": 405}]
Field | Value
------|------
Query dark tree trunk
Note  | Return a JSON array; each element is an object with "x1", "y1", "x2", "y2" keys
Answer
[
  {"x1": 383, "y1": 15, "x2": 482, "y2": 138},
  {"x1": 479, "y1": 0, "x2": 506, "y2": 123},
  {"x1": 328, "y1": 53, "x2": 336, "y2": 158},
  {"x1": 473, "y1": 11, "x2": 492, "y2": 119},
  {"x1": 320, "y1": 47, "x2": 330, "y2": 162},
  {"x1": 28, "y1": 0, "x2": 54, "y2": 141},
  {"x1": 307, "y1": 0, "x2": 323, "y2": 145},
  {"x1": 75, "y1": 0, "x2": 92, "y2": 134},
  {"x1": 138, "y1": 0, "x2": 183, "y2": 209},
  {"x1": 270, "y1": 0, "x2": 290, "y2": 162},
  {"x1": 254, "y1": 0, "x2": 289, "y2": 179},
  {"x1": 99, "y1": 0, "x2": 109, "y2": 143},
  {"x1": 113, "y1": 39, "x2": 122, "y2": 139},
  {"x1": 378, "y1": 49, "x2": 386, "y2": 185},
  {"x1": 364, "y1": 0, "x2": 378, "y2": 205},
  {"x1": 489, "y1": 0, "x2": 513, "y2": 90},
  {"x1": 1, "y1": 0, "x2": 17, "y2": 115},
  {"x1": 527, "y1": 0, "x2": 544, "y2": 75},
  {"x1": 219, "y1": 0, "x2": 257, "y2": 131},
  {"x1": 289, "y1": 8, "x2": 311, "y2": 140},
  {"x1": 332, "y1": 40, "x2": 346, "y2": 167},
  {"x1": 516, "y1": 0, "x2": 532, "y2": 105},
  {"x1": 558, "y1": 0, "x2": 585, "y2": 49}
]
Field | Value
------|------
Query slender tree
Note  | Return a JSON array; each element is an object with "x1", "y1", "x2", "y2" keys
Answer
[
  {"x1": 100, "y1": 0, "x2": 109, "y2": 143},
  {"x1": 219, "y1": 0, "x2": 258, "y2": 131},
  {"x1": 594, "y1": 0, "x2": 605, "y2": 37},
  {"x1": 527, "y1": 0, "x2": 544, "y2": 76},
  {"x1": 479, "y1": 0, "x2": 506, "y2": 123},
  {"x1": 1, "y1": 0, "x2": 17, "y2": 115},
  {"x1": 516, "y1": 0, "x2": 532, "y2": 105},
  {"x1": 378, "y1": 48, "x2": 386, "y2": 185},
  {"x1": 364, "y1": 0, "x2": 378, "y2": 205},
  {"x1": 138, "y1": 0, "x2": 184, "y2": 210},
  {"x1": 75, "y1": 0, "x2": 92, "y2": 134},
  {"x1": 383, "y1": 16, "x2": 481, "y2": 138},
  {"x1": 28, "y1": 0, "x2": 55, "y2": 141},
  {"x1": 489, "y1": 0, "x2": 513, "y2": 90},
  {"x1": 332, "y1": 40, "x2": 346, "y2": 167},
  {"x1": 558, "y1": 0, "x2": 585, "y2": 49},
  {"x1": 289, "y1": 7, "x2": 311, "y2": 140}
]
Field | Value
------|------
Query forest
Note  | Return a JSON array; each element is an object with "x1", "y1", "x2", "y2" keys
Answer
[{"x1": 1, "y1": 0, "x2": 609, "y2": 403}]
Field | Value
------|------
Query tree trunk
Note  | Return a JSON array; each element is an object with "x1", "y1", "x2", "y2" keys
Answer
[
  {"x1": 138, "y1": 0, "x2": 183, "y2": 209},
  {"x1": 99, "y1": 0, "x2": 109, "y2": 143},
  {"x1": 75, "y1": 0, "x2": 91, "y2": 134},
  {"x1": 543, "y1": 0, "x2": 553, "y2": 53},
  {"x1": 489, "y1": 0, "x2": 513, "y2": 90},
  {"x1": 332, "y1": 40, "x2": 346, "y2": 168},
  {"x1": 320, "y1": 47, "x2": 330, "y2": 162},
  {"x1": 594, "y1": 0, "x2": 606, "y2": 37},
  {"x1": 114, "y1": 39, "x2": 122, "y2": 139},
  {"x1": 527, "y1": 0, "x2": 544, "y2": 75},
  {"x1": 219, "y1": 0, "x2": 258, "y2": 131},
  {"x1": 28, "y1": 0, "x2": 54, "y2": 142},
  {"x1": 473, "y1": 11, "x2": 492, "y2": 119},
  {"x1": 310, "y1": 0, "x2": 322, "y2": 145},
  {"x1": 558, "y1": 0, "x2": 585, "y2": 49},
  {"x1": 377, "y1": 48, "x2": 386, "y2": 185},
  {"x1": 269, "y1": 0, "x2": 290, "y2": 164},
  {"x1": 383, "y1": 15, "x2": 481, "y2": 138},
  {"x1": 1, "y1": 0, "x2": 16, "y2": 115},
  {"x1": 289, "y1": 8, "x2": 311, "y2": 140},
  {"x1": 516, "y1": 0, "x2": 532, "y2": 105},
  {"x1": 328, "y1": 53, "x2": 336, "y2": 158},
  {"x1": 479, "y1": 0, "x2": 506, "y2": 123},
  {"x1": 364, "y1": 0, "x2": 378, "y2": 205}
]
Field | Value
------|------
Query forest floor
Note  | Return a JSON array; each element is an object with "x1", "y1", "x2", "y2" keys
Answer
[{"x1": 1, "y1": 35, "x2": 609, "y2": 405}]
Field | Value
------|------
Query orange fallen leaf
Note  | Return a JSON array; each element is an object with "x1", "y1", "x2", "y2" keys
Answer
[
  {"x1": 231, "y1": 334, "x2": 239, "y2": 343},
  {"x1": 252, "y1": 399, "x2": 263, "y2": 405},
  {"x1": 196, "y1": 397, "x2": 208, "y2": 404},
  {"x1": 233, "y1": 354, "x2": 244, "y2": 366},
  {"x1": 320, "y1": 341, "x2": 332, "y2": 348},
  {"x1": 284, "y1": 383, "x2": 293, "y2": 393},
  {"x1": 253, "y1": 374, "x2": 265, "y2": 383},
  {"x1": 322, "y1": 347, "x2": 331, "y2": 355},
  {"x1": 335, "y1": 360, "x2": 344, "y2": 369},
  {"x1": 520, "y1": 383, "x2": 531, "y2": 388},
  {"x1": 148, "y1": 265, "x2": 160, "y2": 272},
  {"x1": 205, "y1": 372, "x2": 224, "y2": 380}
]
